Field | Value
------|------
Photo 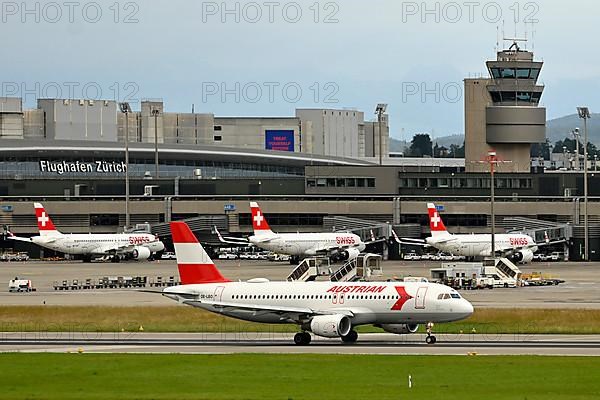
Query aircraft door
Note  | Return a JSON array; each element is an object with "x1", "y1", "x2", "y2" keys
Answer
[
  {"x1": 213, "y1": 286, "x2": 225, "y2": 302},
  {"x1": 415, "y1": 287, "x2": 428, "y2": 309}
]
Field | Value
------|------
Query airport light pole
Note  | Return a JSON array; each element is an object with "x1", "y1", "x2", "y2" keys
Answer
[
  {"x1": 119, "y1": 102, "x2": 133, "y2": 231},
  {"x1": 375, "y1": 104, "x2": 388, "y2": 165},
  {"x1": 151, "y1": 108, "x2": 160, "y2": 179},
  {"x1": 476, "y1": 151, "x2": 511, "y2": 258},
  {"x1": 488, "y1": 151, "x2": 497, "y2": 258},
  {"x1": 572, "y1": 128, "x2": 581, "y2": 170},
  {"x1": 577, "y1": 106, "x2": 591, "y2": 261}
]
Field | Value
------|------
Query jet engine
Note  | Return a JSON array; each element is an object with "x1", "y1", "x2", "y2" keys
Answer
[
  {"x1": 131, "y1": 246, "x2": 151, "y2": 260},
  {"x1": 339, "y1": 247, "x2": 361, "y2": 261},
  {"x1": 511, "y1": 249, "x2": 534, "y2": 264},
  {"x1": 308, "y1": 314, "x2": 351, "y2": 338},
  {"x1": 378, "y1": 323, "x2": 419, "y2": 334}
]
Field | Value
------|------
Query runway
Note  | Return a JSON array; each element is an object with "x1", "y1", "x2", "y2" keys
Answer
[{"x1": 2, "y1": 333, "x2": 600, "y2": 356}]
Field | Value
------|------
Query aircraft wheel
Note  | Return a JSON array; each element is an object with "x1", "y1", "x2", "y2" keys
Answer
[
  {"x1": 425, "y1": 335, "x2": 437, "y2": 345},
  {"x1": 341, "y1": 330, "x2": 358, "y2": 343},
  {"x1": 294, "y1": 332, "x2": 311, "y2": 345}
]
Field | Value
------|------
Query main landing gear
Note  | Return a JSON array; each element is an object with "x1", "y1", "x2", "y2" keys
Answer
[
  {"x1": 294, "y1": 332, "x2": 311, "y2": 345},
  {"x1": 425, "y1": 322, "x2": 437, "y2": 345},
  {"x1": 341, "y1": 330, "x2": 358, "y2": 344}
]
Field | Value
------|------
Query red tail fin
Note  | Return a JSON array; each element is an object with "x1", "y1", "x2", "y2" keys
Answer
[
  {"x1": 34, "y1": 203, "x2": 60, "y2": 236},
  {"x1": 170, "y1": 222, "x2": 230, "y2": 284},
  {"x1": 427, "y1": 203, "x2": 448, "y2": 236},
  {"x1": 250, "y1": 201, "x2": 273, "y2": 234}
]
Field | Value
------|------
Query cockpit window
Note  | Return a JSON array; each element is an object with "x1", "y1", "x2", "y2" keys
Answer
[
  {"x1": 451, "y1": 294, "x2": 461, "y2": 299},
  {"x1": 443, "y1": 294, "x2": 451, "y2": 299}
]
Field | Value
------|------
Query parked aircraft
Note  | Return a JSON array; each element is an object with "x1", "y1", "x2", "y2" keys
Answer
[
  {"x1": 396, "y1": 203, "x2": 556, "y2": 263},
  {"x1": 7, "y1": 203, "x2": 164, "y2": 262},
  {"x1": 215, "y1": 202, "x2": 368, "y2": 263}
]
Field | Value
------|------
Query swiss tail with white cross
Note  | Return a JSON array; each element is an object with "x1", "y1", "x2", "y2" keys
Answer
[
  {"x1": 250, "y1": 201, "x2": 274, "y2": 237},
  {"x1": 427, "y1": 203, "x2": 450, "y2": 238},
  {"x1": 34, "y1": 203, "x2": 61, "y2": 236}
]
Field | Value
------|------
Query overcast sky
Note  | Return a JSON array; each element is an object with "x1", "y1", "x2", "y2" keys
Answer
[{"x1": 2, "y1": 0, "x2": 598, "y2": 139}]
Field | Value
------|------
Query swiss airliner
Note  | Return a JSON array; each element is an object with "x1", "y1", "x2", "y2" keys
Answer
[
  {"x1": 8, "y1": 203, "x2": 164, "y2": 262},
  {"x1": 397, "y1": 203, "x2": 553, "y2": 263},
  {"x1": 163, "y1": 221, "x2": 474, "y2": 345},
  {"x1": 216, "y1": 201, "x2": 367, "y2": 263}
]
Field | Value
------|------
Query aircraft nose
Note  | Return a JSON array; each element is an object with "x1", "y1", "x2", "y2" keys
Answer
[{"x1": 459, "y1": 299, "x2": 474, "y2": 318}]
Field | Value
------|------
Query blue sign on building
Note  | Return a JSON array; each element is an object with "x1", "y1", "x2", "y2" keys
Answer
[{"x1": 265, "y1": 130, "x2": 294, "y2": 152}]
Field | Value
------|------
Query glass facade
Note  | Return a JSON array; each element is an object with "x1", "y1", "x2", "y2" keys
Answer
[
  {"x1": 0, "y1": 156, "x2": 304, "y2": 179},
  {"x1": 490, "y1": 67, "x2": 541, "y2": 80},
  {"x1": 489, "y1": 91, "x2": 542, "y2": 104}
]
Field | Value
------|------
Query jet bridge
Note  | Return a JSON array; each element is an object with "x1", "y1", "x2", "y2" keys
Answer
[{"x1": 501, "y1": 217, "x2": 572, "y2": 245}]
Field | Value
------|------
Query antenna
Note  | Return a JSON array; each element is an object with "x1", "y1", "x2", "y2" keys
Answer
[
  {"x1": 530, "y1": 21, "x2": 537, "y2": 53},
  {"x1": 495, "y1": 25, "x2": 499, "y2": 53}
]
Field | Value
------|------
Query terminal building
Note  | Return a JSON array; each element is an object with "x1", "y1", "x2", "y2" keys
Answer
[{"x1": 0, "y1": 43, "x2": 597, "y2": 260}]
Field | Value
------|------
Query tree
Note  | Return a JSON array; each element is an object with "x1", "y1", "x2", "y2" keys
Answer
[
  {"x1": 408, "y1": 133, "x2": 433, "y2": 157},
  {"x1": 531, "y1": 140, "x2": 550, "y2": 159},
  {"x1": 449, "y1": 142, "x2": 465, "y2": 158}
]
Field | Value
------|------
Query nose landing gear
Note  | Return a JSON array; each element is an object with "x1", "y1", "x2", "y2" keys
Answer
[{"x1": 425, "y1": 322, "x2": 437, "y2": 345}]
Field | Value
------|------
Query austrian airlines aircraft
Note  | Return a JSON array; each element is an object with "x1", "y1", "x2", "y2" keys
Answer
[
  {"x1": 216, "y1": 202, "x2": 367, "y2": 262},
  {"x1": 164, "y1": 221, "x2": 474, "y2": 345},
  {"x1": 398, "y1": 203, "x2": 544, "y2": 262},
  {"x1": 8, "y1": 203, "x2": 164, "y2": 262}
]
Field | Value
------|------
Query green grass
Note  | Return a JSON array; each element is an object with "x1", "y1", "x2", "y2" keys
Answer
[
  {"x1": 2, "y1": 306, "x2": 600, "y2": 334},
  {"x1": 0, "y1": 354, "x2": 598, "y2": 399}
]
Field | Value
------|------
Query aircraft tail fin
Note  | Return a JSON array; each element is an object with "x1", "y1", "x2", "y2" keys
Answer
[
  {"x1": 33, "y1": 203, "x2": 61, "y2": 236},
  {"x1": 170, "y1": 222, "x2": 230, "y2": 285},
  {"x1": 250, "y1": 202, "x2": 274, "y2": 236},
  {"x1": 427, "y1": 203, "x2": 450, "y2": 238}
]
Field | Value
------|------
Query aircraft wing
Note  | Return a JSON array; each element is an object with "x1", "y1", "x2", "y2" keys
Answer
[
  {"x1": 392, "y1": 230, "x2": 428, "y2": 246},
  {"x1": 312, "y1": 243, "x2": 361, "y2": 254},
  {"x1": 398, "y1": 238, "x2": 429, "y2": 247},
  {"x1": 214, "y1": 226, "x2": 251, "y2": 245},
  {"x1": 88, "y1": 243, "x2": 140, "y2": 255},
  {"x1": 165, "y1": 294, "x2": 355, "y2": 321},
  {"x1": 363, "y1": 229, "x2": 388, "y2": 245},
  {"x1": 5, "y1": 233, "x2": 32, "y2": 243}
]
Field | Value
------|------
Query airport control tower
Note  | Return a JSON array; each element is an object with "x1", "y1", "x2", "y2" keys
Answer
[{"x1": 465, "y1": 41, "x2": 546, "y2": 172}]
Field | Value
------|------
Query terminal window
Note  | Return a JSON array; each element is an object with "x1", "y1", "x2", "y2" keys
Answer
[
  {"x1": 239, "y1": 213, "x2": 324, "y2": 227},
  {"x1": 306, "y1": 177, "x2": 375, "y2": 189}
]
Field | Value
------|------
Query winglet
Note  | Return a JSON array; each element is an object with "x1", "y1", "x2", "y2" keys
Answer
[{"x1": 391, "y1": 229, "x2": 400, "y2": 243}]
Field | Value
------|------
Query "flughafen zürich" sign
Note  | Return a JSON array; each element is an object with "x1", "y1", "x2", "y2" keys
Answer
[{"x1": 39, "y1": 160, "x2": 127, "y2": 175}]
